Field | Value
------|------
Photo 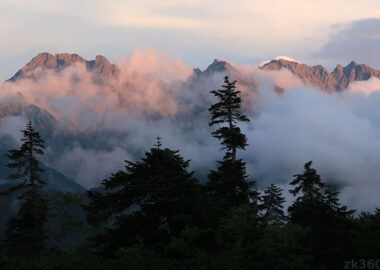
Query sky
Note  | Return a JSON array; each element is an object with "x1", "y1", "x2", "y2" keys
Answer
[{"x1": 1, "y1": 0, "x2": 380, "y2": 79}]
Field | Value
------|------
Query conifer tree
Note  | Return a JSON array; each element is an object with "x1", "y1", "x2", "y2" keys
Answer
[
  {"x1": 288, "y1": 161, "x2": 354, "y2": 222},
  {"x1": 289, "y1": 161, "x2": 325, "y2": 203},
  {"x1": 207, "y1": 76, "x2": 256, "y2": 209},
  {"x1": 288, "y1": 161, "x2": 355, "y2": 269},
  {"x1": 323, "y1": 187, "x2": 355, "y2": 217},
  {"x1": 209, "y1": 76, "x2": 249, "y2": 163},
  {"x1": 1, "y1": 121, "x2": 47, "y2": 257},
  {"x1": 288, "y1": 161, "x2": 328, "y2": 225},
  {"x1": 86, "y1": 140, "x2": 203, "y2": 256},
  {"x1": 260, "y1": 184, "x2": 286, "y2": 224}
]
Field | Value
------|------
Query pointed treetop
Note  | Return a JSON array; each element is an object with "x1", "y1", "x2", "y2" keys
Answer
[{"x1": 154, "y1": 136, "x2": 162, "y2": 149}]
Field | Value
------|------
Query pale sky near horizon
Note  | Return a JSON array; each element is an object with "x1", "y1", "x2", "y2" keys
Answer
[{"x1": 1, "y1": 0, "x2": 380, "y2": 79}]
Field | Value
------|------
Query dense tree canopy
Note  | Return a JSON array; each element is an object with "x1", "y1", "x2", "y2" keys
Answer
[
  {"x1": 259, "y1": 184, "x2": 286, "y2": 224},
  {"x1": 86, "y1": 143, "x2": 205, "y2": 256},
  {"x1": 288, "y1": 161, "x2": 357, "y2": 269}
]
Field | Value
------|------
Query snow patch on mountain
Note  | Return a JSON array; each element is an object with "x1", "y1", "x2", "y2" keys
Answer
[{"x1": 259, "y1": 56, "x2": 301, "y2": 67}]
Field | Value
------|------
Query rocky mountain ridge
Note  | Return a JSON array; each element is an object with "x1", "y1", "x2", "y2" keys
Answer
[
  {"x1": 7, "y1": 52, "x2": 380, "y2": 93},
  {"x1": 8, "y1": 52, "x2": 120, "y2": 81},
  {"x1": 261, "y1": 59, "x2": 380, "y2": 92}
]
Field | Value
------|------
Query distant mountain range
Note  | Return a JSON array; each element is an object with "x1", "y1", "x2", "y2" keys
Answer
[
  {"x1": 2, "y1": 52, "x2": 380, "y2": 192},
  {"x1": 8, "y1": 53, "x2": 380, "y2": 93}
]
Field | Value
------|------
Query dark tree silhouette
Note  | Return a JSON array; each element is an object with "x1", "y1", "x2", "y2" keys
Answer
[
  {"x1": 86, "y1": 143, "x2": 203, "y2": 256},
  {"x1": 289, "y1": 161, "x2": 325, "y2": 203},
  {"x1": 207, "y1": 77, "x2": 256, "y2": 210},
  {"x1": 209, "y1": 76, "x2": 249, "y2": 163},
  {"x1": 288, "y1": 161, "x2": 356, "y2": 270},
  {"x1": 207, "y1": 159, "x2": 257, "y2": 210},
  {"x1": 260, "y1": 184, "x2": 286, "y2": 224},
  {"x1": 1, "y1": 121, "x2": 48, "y2": 257}
]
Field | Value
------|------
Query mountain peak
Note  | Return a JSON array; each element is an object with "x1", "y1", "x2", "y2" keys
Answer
[
  {"x1": 8, "y1": 53, "x2": 119, "y2": 82},
  {"x1": 330, "y1": 60, "x2": 380, "y2": 89},
  {"x1": 261, "y1": 58, "x2": 302, "y2": 71},
  {"x1": 95, "y1": 55, "x2": 109, "y2": 63},
  {"x1": 202, "y1": 59, "x2": 234, "y2": 76},
  {"x1": 275, "y1": 56, "x2": 300, "y2": 63},
  {"x1": 262, "y1": 59, "x2": 337, "y2": 91},
  {"x1": 260, "y1": 56, "x2": 300, "y2": 67},
  {"x1": 88, "y1": 55, "x2": 119, "y2": 78},
  {"x1": 348, "y1": 60, "x2": 358, "y2": 66}
]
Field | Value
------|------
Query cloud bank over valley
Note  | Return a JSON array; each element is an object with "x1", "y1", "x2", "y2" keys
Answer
[{"x1": 1, "y1": 50, "x2": 380, "y2": 211}]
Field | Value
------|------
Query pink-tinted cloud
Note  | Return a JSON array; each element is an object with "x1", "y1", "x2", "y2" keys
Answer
[
  {"x1": 2, "y1": 51, "x2": 380, "y2": 212},
  {"x1": 347, "y1": 77, "x2": 380, "y2": 96},
  {"x1": 0, "y1": 49, "x2": 193, "y2": 128}
]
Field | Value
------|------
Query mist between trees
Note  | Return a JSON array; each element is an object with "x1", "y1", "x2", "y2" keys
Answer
[{"x1": 0, "y1": 76, "x2": 379, "y2": 270}]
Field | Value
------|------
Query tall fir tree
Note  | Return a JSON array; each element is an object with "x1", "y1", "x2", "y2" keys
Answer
[
  {"x1": 260, "y1": 184, "x2": 286, "y2": 224},
  {"x1": 207, "y1": 76, "x2": 256, "y2": 210},
  {"x1": 1, "y1": 121, "x2": 48, "y2": 257},
  {"x1": 209, "y1": 76, "x2": 249, "y2": 163}
]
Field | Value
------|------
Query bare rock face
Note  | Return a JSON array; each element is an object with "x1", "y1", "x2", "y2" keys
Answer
[
  {"x1": 261, "y1": 59, "x2": 380, "y2": 92},
  {"x1": 331, "y1": 61, "x2": 380, "y2": 89},
  {"x1": 193, "y1": 58, "x2": 257, "y2": 91},
  {"x1": 8, "y1": 52, "x2": 119, "y2": 81},
  {"x1": 87, "y1": 55, "x2": 120, "y2": 78},
  {"x1": 201, "y1": 59, "x2": 237, "y2": 77}
]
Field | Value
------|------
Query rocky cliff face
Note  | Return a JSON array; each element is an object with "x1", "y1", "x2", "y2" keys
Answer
[
  {"x1": 200, "y1": 58, "x2": 380, "y2": 93},
  {"x1": 331, "y1": 61, "x2": 380, "y2": 89},
  {"x1": 8, "y1": 52, "x2": 120, "y2": 81},
  {"x1": 200, "y1": 59, "x2": 237, "y2": 77},
  {"x1": 261, "y1": 59, "x2": 380, "y2": 92},
  {"x1": 194, "y1": 59, "x2": 258, "y2": 89}
]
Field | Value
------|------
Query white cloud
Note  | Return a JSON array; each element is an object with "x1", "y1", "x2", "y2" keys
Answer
[
  {"x1": 0, "y1": 116, "x2": 26, "y2": 143},
  {"x1": 2, "y1": 51, "x2": 380, "y2": 211},
  {"x1": 316, "y1": 18, "x2": 380, "y2": 69},
  {"x1": 54, "y1": 146, "x2": 132, "y2": 188}
]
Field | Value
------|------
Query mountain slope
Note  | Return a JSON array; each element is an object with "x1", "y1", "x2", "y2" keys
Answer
[
  {"x1": 0, "y1": 135, "x2": 85, "y2": 192},
  {"x1": 0, "y1": 103, "x2": 84, "y2": 192}
]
